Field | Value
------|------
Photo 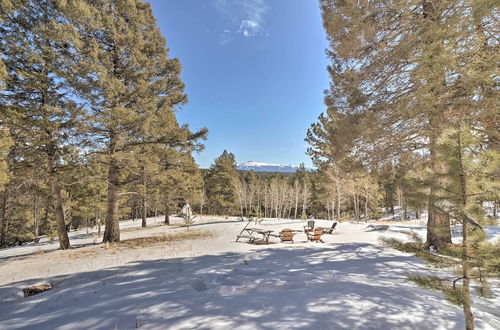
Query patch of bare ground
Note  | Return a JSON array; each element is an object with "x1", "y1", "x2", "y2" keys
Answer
[
  {"x1": 102, "y1": 229, "x2": 214, "y2": 249},
  {"x1": 364, "y1": 219, "x2": 422, "y2": 225}
]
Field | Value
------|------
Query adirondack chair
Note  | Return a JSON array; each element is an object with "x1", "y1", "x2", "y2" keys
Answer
[
  {"x1": 308, "y1": 227, "x2": 324, "y2": 243},
  {"x1": 323, "y1": 222, "x2": 338, "y2": 234},
  {"x1": 279, "y1": 228, "x2": 294, "y2": 243}
]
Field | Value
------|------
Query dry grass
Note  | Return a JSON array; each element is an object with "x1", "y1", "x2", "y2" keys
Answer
[
  {"x1": 33, "y1": 249, "x2": 46, "y2": 256},
  {"x1": 363, "y1": 219, "x2": 422, "y2": 225},
  {"x1": 66, "y1": 249, "x2": 99, "y2": 259},
  {"x1": 103, "y1": 229, "x2": 214, "y2": 249}
]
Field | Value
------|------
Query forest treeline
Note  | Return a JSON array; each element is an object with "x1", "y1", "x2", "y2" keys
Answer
[
  {"x1": 0, "y1": 0, "x2": 435, "y2": 250},
  {"x1": 0, "y1": 0, "x2": 207, "y2": 248},
  {"x1": 202, "y1": 150, "x2": 424, "y2": 221},
  {"x1": 1, "y1": 0, "x2": 498, "y2": 253}
]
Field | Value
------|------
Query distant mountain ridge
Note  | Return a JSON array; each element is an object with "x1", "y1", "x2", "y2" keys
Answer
[{"x1": 237, "y1": 161, "x2": 308, "y2": 173}]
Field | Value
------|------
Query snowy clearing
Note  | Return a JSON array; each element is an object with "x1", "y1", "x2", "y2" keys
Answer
[{"x1": 0, "y1": 217, "x2": 499, "y2": 329}]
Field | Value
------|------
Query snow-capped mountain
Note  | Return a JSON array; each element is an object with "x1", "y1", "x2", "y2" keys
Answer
[{"x1": 237, "y1": 161, "x2": 303, "y2": 173}]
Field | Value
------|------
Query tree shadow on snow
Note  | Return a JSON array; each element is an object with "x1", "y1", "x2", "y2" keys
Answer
[{"x1": 0, "y1": 242, "x2": 477, "y2": 330}]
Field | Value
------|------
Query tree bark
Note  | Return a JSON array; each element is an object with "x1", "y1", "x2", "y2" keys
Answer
[
  {"x1": 336, "y1": 183, "x2": 341, "y2": 220},
  {"x1": 164, "y1": 196, "x2": 170, "y2": 225},
  {"x1": 47, "y1": 151, "x2": 70, "y2": 250},
  {"x1": 364, "y1": 192, "x2": 369, "y2": 219},
  {"x1": 0, "y1": 188, "x2": 8, "y2": 246},
  {"x1": 200, "y1": 187, "x2": 205, "y2": 217},
  {"x1": 141, "y1": 193, "x2": 147, "y2": 228},
  {"x1": 103, "y1": 157, "x2": 120, "y2": 243},
  {"x1": 96, "y1": 208, "x2": 102, "y2": 237},
  {"x1": 423, "y1": 0, "x2": 452, "y2": 249},
  {"x1": 33, "y1": 194, "x2": 40, "y2": 240},
  {"x1": 426, "y1": 131, "x2": 452, "y2": 248},
  {"x1": 141, "y1": 166, "x2": 147, "y2": 228},
  {"x1": 353, "y1": 192, "x2": 359, "y2": 220},
  {"x1": 457, "y1": 129, "x2": 475, "y2": 330}
]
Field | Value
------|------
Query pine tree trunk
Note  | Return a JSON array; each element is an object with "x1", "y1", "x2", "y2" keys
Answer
[
  {"x1": 164, "y1": 196, "x2": 170, "y2": 225},
  {"x1": 141, "y1": 166, "x2": 147, "y2": 228},
  {"x1": 426, "y1": 132, "x2": 452, "y2": 248},
  {"x1": 457, "y1": 129, "x2": 474, "y2": 330},
  {"x1": 365, "y1": 195, "x2": 369, "y2": 219},
  {"x1": 356, "y1": 193, "x2": 360, "y2": 220},
  {"x1": 353, "y1": 192, "x2": 358, "y2": 220},
  {"x1": 427, "y1": 200, "x2": 451, "y2": 248},
  {"x1": 141, "y1": 193, "x2": 147, "y2": 228},
  {"x1": 0, "y1": 188, "x2": 8, "y2": 246},
  {"x1": 423, "y1": 0, "x2": 452, "y2": 249},
  {"x1": 103, "y1": 158, "x2": 120, "y2": 243},
  {"x1": 96, "y1": 208, "x2": 101, "y2": 237},
  {"x1": 47, "y1": 152, "x2": 70, "y2": 250},
  {"x1": 336, "y1": 183, "x2": 341, "y2": 220},
  {"x1": 461, "y1": 212, "x2": 474, "y2": 330},
  {"x1": 33, "y1": 195, "x2": 40, "y2": 240},
  {"x1": 200, "y1": 190, "x2": 204, "y2": 217}
]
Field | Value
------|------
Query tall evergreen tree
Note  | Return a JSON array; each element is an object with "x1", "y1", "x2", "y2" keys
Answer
[
  {"x1": 314, "y1": 0, "x2": 498, "y2": 249},
  {"x1": 205, "y1": 150, "x2": 238, "y2": 215},
  {"x1": 67, "y1": 0, "x2": 206, "y2": 242},
  {"x1": 0, "y1": 0, "x2": 86, "y2": 249},
  {"x1": 155, "y1": 147, "x2": 203, "y2": 225}
]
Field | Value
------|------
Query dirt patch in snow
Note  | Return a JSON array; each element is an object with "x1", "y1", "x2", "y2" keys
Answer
[{"x1": 102, "y1": 229, "x2": 214, "y2": 249}]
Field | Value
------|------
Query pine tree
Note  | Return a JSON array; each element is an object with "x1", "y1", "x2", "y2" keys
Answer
[
  {"x1": 315, "y1": 0, "x2": 497, "y2": 249},
  {"x1": 205, "y1": 150, "x2": 238, "y2": 215},
  {"x1": 0, "y1": 0, "x2": 87, "y2": 249},
  {"x1": 386, "y1": 125, "x2": 499, "y2": 330},
  {"x1": 66, "y1": 0, "x2": 206, "y2": 242},
  {"x1": 61, "y1": 150, "x2": 107, "y2": 233},
  {"x1": 158, "y1": 148, "x2": 203, "y2": 225}
]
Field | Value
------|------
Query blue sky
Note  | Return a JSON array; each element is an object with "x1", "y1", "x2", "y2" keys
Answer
[{"x1": 147, "y1": 0, "x2": 329, "y2": 168}]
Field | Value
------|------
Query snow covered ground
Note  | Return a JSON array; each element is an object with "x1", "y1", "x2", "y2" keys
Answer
[{"x1": 0, "y1": 216, "x2": 499, "y2": 329}]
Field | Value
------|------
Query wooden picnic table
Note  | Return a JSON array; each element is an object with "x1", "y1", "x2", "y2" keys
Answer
[
  {"x1": 251, "y1": 229, "x2": 274, "y2": 244},
  {"x1": 236, "y1": 227, "x2": 275, "y2": 244}
]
